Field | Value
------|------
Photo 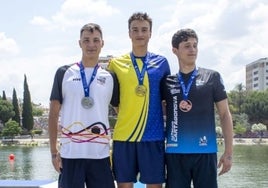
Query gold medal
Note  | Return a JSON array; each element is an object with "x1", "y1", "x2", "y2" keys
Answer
[
  {"x1": 135, "y1": 85, "x2": 147, "y2": 97},
  {"x1": 179, "y1": 100, "x2": 192, "y2": 112}
]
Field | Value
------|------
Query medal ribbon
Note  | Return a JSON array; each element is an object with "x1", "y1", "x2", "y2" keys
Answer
[
  {"x1": 130, "y1": 52, "x2": 148, "y2": 85},
  {"x1": 178, "y1": 68, "x2": 197, "y2": 100},
  {"x1": 77, "y1": 62, "x2": 99, "y2": 97}
]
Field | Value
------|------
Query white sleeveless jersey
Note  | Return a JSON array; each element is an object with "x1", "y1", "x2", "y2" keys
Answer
[{"x1": 50, "y1": 63, "x2": 118, "y2": 159}]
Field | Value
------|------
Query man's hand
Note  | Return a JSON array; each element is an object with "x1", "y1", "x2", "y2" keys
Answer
[{"x1": 217, "y1": 153, "x2": 232, "y2": 176}]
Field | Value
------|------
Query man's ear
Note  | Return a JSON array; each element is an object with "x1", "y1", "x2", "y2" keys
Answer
[{"x1": 172, "y1": 47, "x2": 177, "y2": 54}]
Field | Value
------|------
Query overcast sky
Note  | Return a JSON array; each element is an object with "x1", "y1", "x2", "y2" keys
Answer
[{"x1": 1, "y1": 0, "x2": 267, "y2": 107}]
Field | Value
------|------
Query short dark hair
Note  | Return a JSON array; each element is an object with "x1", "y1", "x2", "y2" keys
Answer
[
  {"x1": 80, "y1": 23, "x2": 103, "y2": 38},
  {"x1": 172, "y1": 28, "x2": 198, "y2": 48},
  {"x1": 128, "y1": 12, "x2": 152, "y2": 31}
]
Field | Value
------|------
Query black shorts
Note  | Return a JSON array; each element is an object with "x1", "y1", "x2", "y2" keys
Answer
[
  {"x1": 112, "y1": 141, "x2": 165, "y2": 184},
  {"x1": 165, "y1": 153, "x2": 218, "y2": 188},
  {"x1": 59, "y1": 157, "x2": 115, "y2": 188}
]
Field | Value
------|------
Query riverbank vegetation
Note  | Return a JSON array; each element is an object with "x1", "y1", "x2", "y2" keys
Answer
[{"x1": 0, "y1": 82, "x2": 268, "y2": 141}]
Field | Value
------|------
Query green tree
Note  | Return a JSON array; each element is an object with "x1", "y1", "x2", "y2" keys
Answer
[
  {"x1": 1, "y1": 120, "x2": 22, "y2": 140},
  {"x1": 32, "y1": 103, "x2": 44, "y2": 117},
  {"x1": 234, "y1": 123, "x2": 247, "y2": 140},
  {"x1": 31, "y1": 129, "x2": 43, "y2": 136},
  {"x1": 228, "y1": 83, "x2": 246, "y2": 114},
  {"x1": 22, "y1": 75, "x2": 34, "y2": 131},
  {"x1": 251, "y1": 123, "x2": 267, "y2": 142},
  {"x1": 2, "y1": 90, "x2": 7, "y2": 100},
  {"x1": 232, "y1": 113, "x2": 251, "y2": 129},
  {"x1": 0, "y1": 99, "x2": 15, "y2": 125},
  {"x1": 12, "y1": 88, "x2": 21, "y2": 126},
  {"x1": 242, "y1": 91, "x2": 268, "y2": 125}
]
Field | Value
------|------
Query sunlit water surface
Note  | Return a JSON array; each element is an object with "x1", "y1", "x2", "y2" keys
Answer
[{"x1": 1, "y1": 144, "x2": 268, "y2": 188}]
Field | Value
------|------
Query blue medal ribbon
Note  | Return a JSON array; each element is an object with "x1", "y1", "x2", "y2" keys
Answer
[
  {"x1": 178, "y1": 68, "x2": 197, "y2": 100},
  {"x1": 130, "y1": 52, "x2": 148, "y2": 85},
  {"x1": 77, "y1": 62, "x2": 99, "y2": 97}
]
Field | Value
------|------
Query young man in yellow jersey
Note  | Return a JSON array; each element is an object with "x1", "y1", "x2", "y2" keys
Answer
[{"x1": 108, "y1": 12, "x2": 170, "y2": 188}]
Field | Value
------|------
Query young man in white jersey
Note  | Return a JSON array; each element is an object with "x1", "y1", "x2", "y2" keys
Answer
[{"x1": 48, "y1": 23, "x2": 118, "y2": 188}]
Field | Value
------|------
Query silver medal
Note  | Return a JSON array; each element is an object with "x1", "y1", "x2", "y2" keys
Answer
[{"x1": 81, "y1": 97, "x2": 94, "y2": 109}]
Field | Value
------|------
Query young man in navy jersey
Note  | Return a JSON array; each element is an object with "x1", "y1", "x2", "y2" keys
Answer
[
  {"x1": 48, "y1": 23, "x2": 118, "y2": 188},
  {"x1": 162, "y1": 28, "x2": 233, "y2": 188}
]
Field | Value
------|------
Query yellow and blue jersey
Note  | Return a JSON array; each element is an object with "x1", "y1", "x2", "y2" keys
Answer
[{"x1": 108, "y1": 52, "x2": 170, "y2": 142}]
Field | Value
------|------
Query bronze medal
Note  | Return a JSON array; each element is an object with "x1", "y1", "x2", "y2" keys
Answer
[
  {"x1": 135, "y1": 85, "x2": 147, "y2": 97},
  {"x1": 179, "y1": 100, "x2": 192, "y2": 112},
  {"x1": 81, "y1": 97, "x2": 94, "y2": 109}
]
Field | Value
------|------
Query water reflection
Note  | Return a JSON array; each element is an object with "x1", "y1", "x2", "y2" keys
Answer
[
  {"x1": 217, "y1": 145, "x2": 268, "y2": 188},
  {"x1": 0, "y1": 146, "x2": 57, "y2": 180},
  {"x1": 0, "y1": 145, "x2": 268, "y2": 187}
]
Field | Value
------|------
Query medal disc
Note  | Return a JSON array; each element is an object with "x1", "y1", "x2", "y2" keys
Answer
[
  {"x1": 81, "y1": 97, "x2": 94, "y2": 109},
  {"x1": 179, "y1": 100, "x2": 192, "y2": 112},
  {"x1": 135, "y1": 85, "x2": 147, "y2": 97}
]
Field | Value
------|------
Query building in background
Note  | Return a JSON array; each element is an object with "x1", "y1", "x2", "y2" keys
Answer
[
  {"x1": 99, "y1": 55, "x2": 113, "y2": 68},
  {"x1": 246, "y1": 57, "x2": 268, "y2": 91}
]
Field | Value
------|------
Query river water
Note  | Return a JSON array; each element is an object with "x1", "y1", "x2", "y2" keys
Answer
[{"x1": 0, "y1": 144, "x2": 268, "y2": 188}]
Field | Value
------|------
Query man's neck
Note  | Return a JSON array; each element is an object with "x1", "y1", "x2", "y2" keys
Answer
[
  {"x1": 132, "y1": 46, "x2": 148, "y2": 57},
  {"x1": 81, "y1": 58, "x2": 98, "y2": 68},
  {"x1": 179, "y1": 63, "x2": 196, "y2": 74}
]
